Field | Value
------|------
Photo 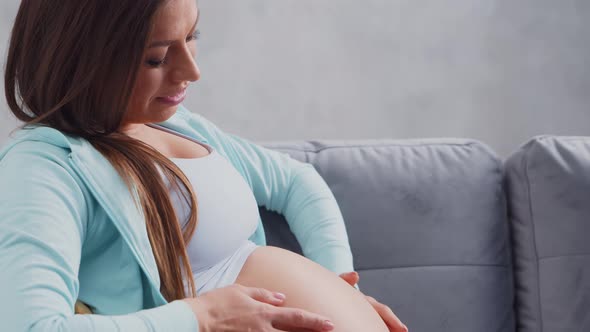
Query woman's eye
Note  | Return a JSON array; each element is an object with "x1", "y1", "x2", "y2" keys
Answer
[
  {"x1": 187, "y1": 29, "x2": 200, "y2": 42},
  {"x1": 145, "y1": 30, "x2": 199, "y2": 67},
  {"x1": 146, "y1": 58, "x2": 166, "y2": 67}
]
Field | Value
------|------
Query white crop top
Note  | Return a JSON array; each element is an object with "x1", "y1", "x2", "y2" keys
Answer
[{"x1": 158, "y1": 128, "x2": 260, "y2": 275}]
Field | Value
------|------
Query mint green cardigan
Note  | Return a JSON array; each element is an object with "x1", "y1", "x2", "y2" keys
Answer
[{"x1": 0, "y1": 105, "x2": 353, "y2": 331}]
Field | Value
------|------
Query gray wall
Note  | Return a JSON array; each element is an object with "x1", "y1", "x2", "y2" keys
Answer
[
  {"x1": 0, "y1": 1, "x2": 18, "y2": 141},
  {"x1": 1, "y1": 0, "x2": 589, "y2": 157}
]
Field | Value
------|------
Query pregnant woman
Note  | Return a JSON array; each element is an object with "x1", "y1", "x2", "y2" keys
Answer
[{"x1": 0, "y1": 0, "x2": 407, "y2": 331}]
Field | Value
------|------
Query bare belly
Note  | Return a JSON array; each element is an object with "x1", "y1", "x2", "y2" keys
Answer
[{"x1": 235, "y1": 246, "x2": 388, "y2": 332}]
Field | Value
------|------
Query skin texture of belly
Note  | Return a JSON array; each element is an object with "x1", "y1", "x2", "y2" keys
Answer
[{"x1": 235, "y1": 246, "x2": 389, "y2": 332}]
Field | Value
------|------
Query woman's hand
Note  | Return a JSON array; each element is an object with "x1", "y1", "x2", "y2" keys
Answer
[
  {"x1": 182, "y1": 284, "x2": 335, "y2": 332},
  {"x1": 339, "y1": 272, "x2": 409, "y2": 332}
]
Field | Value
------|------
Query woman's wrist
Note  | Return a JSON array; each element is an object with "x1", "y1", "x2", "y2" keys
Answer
[{"x1": 180, "y1": 298, "x2": 209, "y2": 332}]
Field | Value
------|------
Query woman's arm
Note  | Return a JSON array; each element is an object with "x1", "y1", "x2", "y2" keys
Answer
[
  {"x1": 177, "y1": 108, "x2": 408, "y2": 331},
  {"x1": 0, "y1": 143, "x2": 197, "y2": 332},
  {"x1": 0, "y1": 140, "x2": 336, "y2": 332},
  {"x1": 179, "y1": 106, "x2": 354, "y2": 274}
]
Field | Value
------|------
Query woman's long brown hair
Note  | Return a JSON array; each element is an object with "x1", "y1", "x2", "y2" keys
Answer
[{"x1": 4, "y1": 0, "x2": 198, "y2": 301}]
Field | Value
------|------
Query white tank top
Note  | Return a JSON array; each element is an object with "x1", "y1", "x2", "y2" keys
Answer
[{"x1": 162, "y1": 132, "x2": 260, "y2": 274}]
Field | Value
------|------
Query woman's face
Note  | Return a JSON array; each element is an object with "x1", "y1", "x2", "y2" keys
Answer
[{"x1": 122, "y1": 0, "x2": 200, "y2": 133}]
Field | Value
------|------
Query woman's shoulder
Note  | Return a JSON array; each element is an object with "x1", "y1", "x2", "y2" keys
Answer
[
  {"x1": 0, "y1": 126, "x2": 104, "y2": 216},
  {"x1": 0, "y1": 126, "x2": 88, "y2": 180},
  {"x1": 0, "y1": 126, "x2": 96, "y2": 217},
  {"x1": 1, "y1": 125, "x2": 85, "y2": 159}
]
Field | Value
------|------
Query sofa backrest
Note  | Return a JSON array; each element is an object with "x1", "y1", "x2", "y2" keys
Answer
[
  {"x1": 262, "y1": 139, "x2": 515, "y2": 332},
  {"x1": 505, "y1": 136, "x2": 590, "y2": 332}
]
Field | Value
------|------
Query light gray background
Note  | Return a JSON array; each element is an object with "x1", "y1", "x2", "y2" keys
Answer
[{"x1": 1, "y1": 0, "x2": 589, "y2": 157}]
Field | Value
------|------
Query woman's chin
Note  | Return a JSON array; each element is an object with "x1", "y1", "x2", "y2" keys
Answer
[{"x1": 150, "y1": 103, "x2": 180, "y2": 122}]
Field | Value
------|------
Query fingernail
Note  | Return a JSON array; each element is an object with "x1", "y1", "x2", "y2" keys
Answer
[
  {"x1": 322, "y1": 320, "x2": 335, "y2": 331},
  {"x1": 273, "y1": 292, "x2": 286, "y2": 301}
]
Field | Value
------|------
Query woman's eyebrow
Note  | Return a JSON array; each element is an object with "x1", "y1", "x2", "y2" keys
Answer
[{"x1": 148, "y1": 14, "x2": 199, "y2": 49}]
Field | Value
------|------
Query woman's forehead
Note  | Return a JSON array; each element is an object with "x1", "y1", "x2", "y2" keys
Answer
[{"x1": 151, "y1": 0, "x2": 199, "y2": 37}]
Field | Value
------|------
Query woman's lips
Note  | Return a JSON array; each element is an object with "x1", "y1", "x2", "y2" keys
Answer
[{"x1": 156, "y1": 89, "x2": 186, "y2": 106}]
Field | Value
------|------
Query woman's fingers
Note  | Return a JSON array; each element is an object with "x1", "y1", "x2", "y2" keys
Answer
[
  {"x1": 337, "y1": 273, "x2": 408, "y2": 332},
  {"x1": 240, "y1": 285, "x2": 335, "y2": 331},
  {"x1": 338, "y1": 271, "x2": 359, "y2": 286},
  {"x1": 184, "y1": 285, "x2": 334, "y2": 332},
  {"x1": 241, "y1": 284, "x2": 286, "y2": 306},
  {"x1": 271, "y1": 307, "x2": 335, "y2": 332},
  {"x1": 234, "y1": 284, "x2": 285, "y2": 306},
  {"x1": 366, "y1": 296, "x2": 408, "y2": 332}
]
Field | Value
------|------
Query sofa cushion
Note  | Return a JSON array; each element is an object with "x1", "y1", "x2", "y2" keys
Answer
[
  {"x1": 262, "y1": 139, "x2": 514, "y2": 332},
  {"x1": 505, "y1": 136, "x2": 590, "y2": 332}
]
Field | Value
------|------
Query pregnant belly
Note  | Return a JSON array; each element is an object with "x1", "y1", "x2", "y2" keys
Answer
[{"x1": 235, "y1": 246, "x2": 388, "y2": 332}]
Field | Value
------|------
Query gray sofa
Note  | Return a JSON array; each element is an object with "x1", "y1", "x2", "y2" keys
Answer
[{"x1": 260, "y1": 136, "x2": 590, "y2": 332}]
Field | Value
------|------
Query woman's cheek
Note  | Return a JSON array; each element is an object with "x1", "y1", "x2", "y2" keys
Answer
[
  {"x1": 144, "y1": 70, "x2": 166, "y2": 101},
  {"x1": 134, "y1": 69, "x2": 161, "y2": 105}
]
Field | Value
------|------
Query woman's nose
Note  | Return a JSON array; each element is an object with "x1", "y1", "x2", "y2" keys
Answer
[
  {"x1": 172, "y1": 47, "x2": 201, "y2": 83},
  {"x1": 183, "y1": 56, "x2": 201, "y2": 82}
]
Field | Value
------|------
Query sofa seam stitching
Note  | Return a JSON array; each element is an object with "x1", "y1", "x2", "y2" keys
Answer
[
  {"x1": 538, "y1": 253, "x2": 590, "y2": 260},
  {"x1": 355, "y1": 264, "x2": 512, "y2": 272},
  {"x1": 271, "y1": 142, "x2": 479, "y2": 153},
  {"x1": 524, "y1": 145, "x2": 543, "y2": 332}
]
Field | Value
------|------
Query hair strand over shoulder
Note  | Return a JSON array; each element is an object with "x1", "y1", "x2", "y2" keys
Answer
[{"x1": 5, "y1": 0, "x2": 198, "y2": 301}]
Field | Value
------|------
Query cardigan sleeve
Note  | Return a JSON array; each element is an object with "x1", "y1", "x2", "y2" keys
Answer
[
  {"x1": 0, "y1": 143, "x2": 199, "y2": 332},
  {"x1": 182, "y1": 108, "x2": 354, "y2": 274}
]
